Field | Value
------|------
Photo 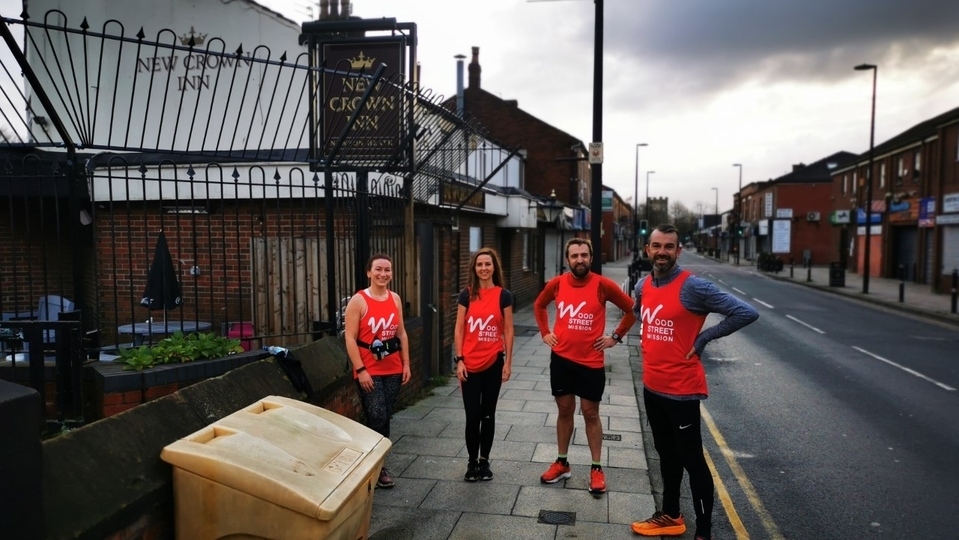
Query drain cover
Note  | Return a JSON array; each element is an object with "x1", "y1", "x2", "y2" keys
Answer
[
  {"x1": 538, "y1": 510, "x2": 576, "y2": 525},
  {"x1": 602, "y1": 433, "x2": 622, "y2": 441}
]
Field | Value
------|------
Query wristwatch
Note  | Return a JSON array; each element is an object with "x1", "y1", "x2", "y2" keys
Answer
[{"x1": 611, "y1": 332, "x2": 623, "y2": 343}]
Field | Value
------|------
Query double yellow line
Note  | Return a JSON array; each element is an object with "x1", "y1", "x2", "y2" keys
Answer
[{"x1": 701, "y1": 405, "x2": 784, "y2": 540}]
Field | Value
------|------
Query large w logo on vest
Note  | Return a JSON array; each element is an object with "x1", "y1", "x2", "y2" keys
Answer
[
  {"x1": 367, "y1": 314, "x2": 395, "y2": 335},
  {"x1": 640, "y1": 304, "x2": 664, "y2": 325},
  {"x1": 557, "y1": 301, "x2": 587, "y2": 319},
  {"x1": 467, "y1": 315, "x2": 494, "y2": 333}
]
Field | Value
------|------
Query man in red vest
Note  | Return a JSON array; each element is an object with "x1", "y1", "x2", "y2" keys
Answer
[
  {"x1": 534, "y1": 238, "x2": 637, "y2": 496},
  {"x1": 630, "y1": 224, "x2": 758, "y2": 540}
]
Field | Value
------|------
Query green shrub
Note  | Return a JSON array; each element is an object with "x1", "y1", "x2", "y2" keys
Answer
[{"x1": 117, "y1": 331, "x2": 244, "y2": 371}]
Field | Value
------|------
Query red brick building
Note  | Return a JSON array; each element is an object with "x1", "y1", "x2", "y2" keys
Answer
[
  {"x1": 831, "y1": 106, "x2": 959, "y2": 291},
  {"x1": 739, "y1": 152, "x2": 856, "y2": 266}
]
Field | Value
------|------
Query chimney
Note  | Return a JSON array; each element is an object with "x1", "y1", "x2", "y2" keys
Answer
[
  {"x1": 455, "y1": 54, "x2": 467, "y2": 118},
  {"x1": 792, "y1": 163, "x2": 805, "y2": 172},
  {"x1": 468, "y1": 46, "x2": 481, "y2": 89}
]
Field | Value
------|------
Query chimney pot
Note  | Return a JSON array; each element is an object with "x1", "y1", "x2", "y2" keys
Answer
[{"x1": 468, "y1": 46, "x2": 481, "y2": 89}]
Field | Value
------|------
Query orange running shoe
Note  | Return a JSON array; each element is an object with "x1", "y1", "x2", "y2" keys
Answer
[
  {"x1": 630, "y1": 511, "x2": 686, "y2": 536},
  {"x1": 539, "y1": 460, "x2": 572, "y2": 484}
]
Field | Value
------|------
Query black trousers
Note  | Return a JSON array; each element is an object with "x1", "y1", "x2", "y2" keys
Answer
[
  {"x1": 643, "y1": 387, "x2": 714, "y2": 537},
  {"x1": 461, "y1": 354, "x2": 504, "y2": 461},
  {"x1": 357, "y1": 373, "x2": 402, "y2": 439}
]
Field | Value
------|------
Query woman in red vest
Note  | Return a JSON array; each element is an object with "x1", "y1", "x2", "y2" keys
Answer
[
  {"x1": 344, "y1": 253, "x2": 411, "y2": 489},
  {"x1": 454, "y1": 247, "x2": 514, "y2": 481}
]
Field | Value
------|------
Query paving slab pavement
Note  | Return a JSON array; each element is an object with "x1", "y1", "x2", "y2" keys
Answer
[
  {"x1": 369, "y1": 257, "x2": 655, "y2": 540},
  {"x1": 369, "y1": 250, "x2": 956, "y2": 539}
]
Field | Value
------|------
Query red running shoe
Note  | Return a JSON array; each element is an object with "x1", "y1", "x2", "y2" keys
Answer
[
  {"x1": 588, "y1": 467, "x2": 607, "y2": 495},
  {"x1": 540, "y1": 460, "x2": 571, "y2": 483}
]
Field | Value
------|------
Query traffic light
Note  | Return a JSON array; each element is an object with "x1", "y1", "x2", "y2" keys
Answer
[{"x1": 639, "y1": 219, "x2": 648, "y2": 235}]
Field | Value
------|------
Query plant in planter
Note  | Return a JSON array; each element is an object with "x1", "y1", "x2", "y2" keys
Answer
[{"x1": 117, "y1": 331, "x2": 244, "y2": 371}]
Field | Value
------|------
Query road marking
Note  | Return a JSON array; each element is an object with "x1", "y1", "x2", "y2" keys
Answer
[
  {"x1": 752, "y1": 298, "x2": 774, "y2": 309},
  {"x1": 785, "y1": 315, "x2": 825, "y2": 334},
  {"x1": 733, "y1": 287, "x2": 746, "y2": 295},
  {"x1": 702, "y1": 446, "x2": 749, "y2": 539},
  {"x1": 852, "y1": 346, "x2": 956, "y2": 391},
  {"x1": 703, "y1": 405, "x2": 785, "y2": 540}
]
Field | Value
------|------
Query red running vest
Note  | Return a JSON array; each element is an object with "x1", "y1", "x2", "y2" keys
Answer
[
  {"x1": 355, "y1": 289, "x2": 403, "y2": 377},
  {"x1": 552, "y1": 273, "x2": 606, "y2": 368},
  {"x1": 640, "y1": 270, "x2": 709, "y2": 396},
  {"x1": 461, "y1": 286, "x2": 505, "y2": 373}
]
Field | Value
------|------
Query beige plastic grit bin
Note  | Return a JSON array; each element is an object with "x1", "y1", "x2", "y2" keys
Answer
[{"x1": 160, "y1": 395, "x2": 391, "y2": 540}]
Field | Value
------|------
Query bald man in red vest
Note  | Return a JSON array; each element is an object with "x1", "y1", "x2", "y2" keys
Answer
[{"x1": 630, "y1": 224, "x2": 758, "y2": 540}]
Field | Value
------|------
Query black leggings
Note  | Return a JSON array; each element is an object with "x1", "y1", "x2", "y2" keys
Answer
[
  {"x1": 643, "y1": 388, "x2": 714, "y2": 537},
  {"x1": 357, "y1": 373, "x2": 402, "y2": 439},
  {"x1": 461, "y1": 355, "x2": 504, "y2": 461}
]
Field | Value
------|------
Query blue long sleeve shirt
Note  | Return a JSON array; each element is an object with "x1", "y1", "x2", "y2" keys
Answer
[{"x1": 632, "y1": 265, "x2": 759, "y2": 356}]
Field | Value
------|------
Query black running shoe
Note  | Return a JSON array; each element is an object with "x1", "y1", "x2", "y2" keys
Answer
[
  {"x1": 477, "y1": 459, "x2": 493, "y2": 481},
  {"x1": 464, "y1": 460, "x2": 480, "y2": 482}
]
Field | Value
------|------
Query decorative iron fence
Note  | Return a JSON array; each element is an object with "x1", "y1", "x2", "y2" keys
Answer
[{"x1": 0, "y1": 9, "x2": 510, "y2": 423}]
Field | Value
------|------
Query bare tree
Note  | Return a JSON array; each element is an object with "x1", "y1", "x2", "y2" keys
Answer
[{"x1": 669, "y1": 201, "x2": 699, "y2": 242}]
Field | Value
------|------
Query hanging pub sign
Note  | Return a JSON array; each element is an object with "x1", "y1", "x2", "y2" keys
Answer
[{"x1": 321, "y1": 41, "x2": 405, "y2": 163}]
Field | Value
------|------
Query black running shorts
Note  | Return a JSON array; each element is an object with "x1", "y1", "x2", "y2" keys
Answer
[{"x1": 549, "y1": 351, "x2": 605, "y2": 402}]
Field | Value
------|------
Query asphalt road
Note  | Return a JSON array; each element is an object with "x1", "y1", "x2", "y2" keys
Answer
[{"x1": 676, "y1": 257, "x2": 959, "y2": 540}]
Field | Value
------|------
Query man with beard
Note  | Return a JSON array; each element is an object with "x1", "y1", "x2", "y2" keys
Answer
[
  {"x1": 534, "y1": 238, "x2": 636, "y2": 496},
  {"x1": 630, "y1": 224, "x2": 758, "y2": 540}
]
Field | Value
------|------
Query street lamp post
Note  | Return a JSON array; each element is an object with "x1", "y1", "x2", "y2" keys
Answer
[
  {"x1": 589, "y1": 0, "x2": 604, "y2": 274},
  {"x1": 711, "y1": 187, "x2": 719, "y2": 256},
  {"x1": 733, "y1": 163, "x2": 743, "y2": 265},
  {"x1": 633, "y1": 143, "x2": 648, "y2": 260},
  {"x1": 855, "y1": 63, "x2": 878, "y2": 294}
]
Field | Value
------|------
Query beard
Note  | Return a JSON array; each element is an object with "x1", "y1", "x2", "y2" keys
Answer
[
  {"x1": 571, "y1": 262, "x2": 590, "y2": 278},
  {"x1": 652, "y1": 256, "x2": 676, "y2": 275}
]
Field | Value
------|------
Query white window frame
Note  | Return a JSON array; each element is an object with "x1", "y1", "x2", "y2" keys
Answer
[
  {"x1": 522, "y1": 232, "x2": 530, "y2": 271},
  {"x1": 469, "y1": 227, "x2": 482, "y2": 253}
]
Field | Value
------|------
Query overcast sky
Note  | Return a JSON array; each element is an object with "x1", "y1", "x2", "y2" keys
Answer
[
  {"x1": 5, "y1": 0, "x2": 959, "y2": 213},
  {"x1": 267, "y1": 0, "x2": 959, "y2": 213}
]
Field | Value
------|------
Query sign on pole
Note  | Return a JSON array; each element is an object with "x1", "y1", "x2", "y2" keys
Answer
[{"x1": 588, "y1": 142, "x2": 603, "y2": 164}]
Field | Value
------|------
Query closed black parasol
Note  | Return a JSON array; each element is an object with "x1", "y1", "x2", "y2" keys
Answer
[{"x1": 140, "y1": 231, "x2": 182, "y2": 311}]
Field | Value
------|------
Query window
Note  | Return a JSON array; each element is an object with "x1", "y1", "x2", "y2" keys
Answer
[
  {"x1": 469, "y1": 227, "x2": 482, "y2": 253},
  {"x1": 914, "y1": 151, "x2": 921, "y2": 180},
  {"x1": 852, "y1": 172, "x2": 857, "y2": 195},
  {"x1": 897, "y1": 157, "x2": 904, "y2": 185},
  {"x1": 880, "y1": 163, "x2": 886, "y2": 189},
  {"x1": 522, "y1": 233, "x2": 530, "y2": 271},
  {"x1": 528, "y1": 231, "x2": 539, "y2": 272},
  {"x1": 842, "y1": 174, "x2": 848, "y2": 195}
]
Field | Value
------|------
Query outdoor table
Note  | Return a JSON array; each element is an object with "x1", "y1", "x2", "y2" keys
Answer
[{"x1": 117, "y1": 320, "x2": 212, "y2": 346}]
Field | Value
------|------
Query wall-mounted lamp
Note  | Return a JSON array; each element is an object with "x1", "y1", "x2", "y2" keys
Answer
[{"x1": 540, "y1": 189, "x2": 565, "y2": 224}]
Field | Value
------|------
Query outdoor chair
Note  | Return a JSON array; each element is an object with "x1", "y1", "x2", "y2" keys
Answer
[{"x1": 6, "y1": 295, "x2": 76, "y2": 350}]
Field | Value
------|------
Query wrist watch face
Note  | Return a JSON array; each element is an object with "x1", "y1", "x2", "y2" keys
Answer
[{"x1": 612, "y1": 332, "x2": 621, "y2": 342}]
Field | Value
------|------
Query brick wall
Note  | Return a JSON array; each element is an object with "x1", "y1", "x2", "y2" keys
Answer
[{"x1": 0, "y1": 199, "x2": 76, "y2": 312}]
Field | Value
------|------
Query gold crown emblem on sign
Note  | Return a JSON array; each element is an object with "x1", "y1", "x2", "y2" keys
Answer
[
  {"x1": 349, "y1": 52, "x2": 375, "y2": 69},
  {"x1": 179, "y1": 26, "x2": 208, "y2": 46}
]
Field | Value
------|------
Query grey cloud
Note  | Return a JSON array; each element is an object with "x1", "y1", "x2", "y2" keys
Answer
[{"x1": 602, "y1": 0, "x2": 959, "y2": 91}]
